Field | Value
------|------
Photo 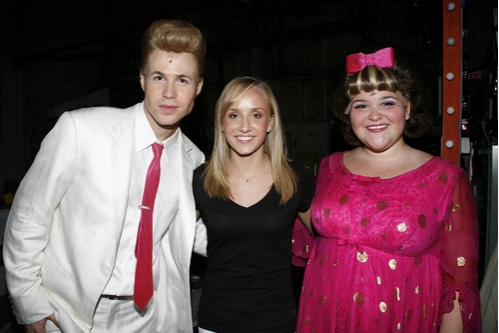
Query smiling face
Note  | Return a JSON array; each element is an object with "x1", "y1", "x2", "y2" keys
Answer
[
  {"x1": 348, "y1": 89, "x2": 410, "y2": 153},
  {"x1": 140, "y1": 50, "x2": 203, "y2": 140},
  {"x1": 222, "y1": 87, "x2": 275, "y2": 158}
]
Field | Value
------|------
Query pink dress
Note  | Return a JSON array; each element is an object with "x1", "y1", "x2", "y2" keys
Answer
[
  {"x1": 292, "y1": 218, "x2": 315, "y2": 267},
  {"x1": 297, "y1": 152, "x2": 481, "y2": 333}
]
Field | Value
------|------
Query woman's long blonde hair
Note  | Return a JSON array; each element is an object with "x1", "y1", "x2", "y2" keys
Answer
[{"x1": 203, "y1": 76, "x2": 297, "y2": 205}]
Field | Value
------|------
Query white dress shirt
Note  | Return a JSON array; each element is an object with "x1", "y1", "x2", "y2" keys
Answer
[{"x1": 103, "y1": 108, "x2": 180, "y2": 296}]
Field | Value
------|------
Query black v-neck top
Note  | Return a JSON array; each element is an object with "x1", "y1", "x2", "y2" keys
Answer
[{"x1": 193, "y1": 161, "x2": 315, "y2": 333}]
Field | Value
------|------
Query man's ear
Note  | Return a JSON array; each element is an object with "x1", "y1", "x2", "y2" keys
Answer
[
  {"x1": 139, "y1": 72, "x2": 146, "y2": 91},
  {"x1": 196, "y1": 78, "x2": 204, "y2": 96}
]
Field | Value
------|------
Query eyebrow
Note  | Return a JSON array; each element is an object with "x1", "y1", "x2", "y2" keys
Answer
[
  {"x1": 227, "y1": 107, "x2": 266, "y2": 111},
  {"x1": 352, "y1": 94, "x2": 399, "y2": 102},
  {"x1": 149, "y1": 70, "x2": 194, "y2": 80}
]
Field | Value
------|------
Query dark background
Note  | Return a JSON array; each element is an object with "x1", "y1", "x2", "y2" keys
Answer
[
  {"x1": 1, "y1": 0, "x2": 496, "y2": 162},
  {"x1": 0, "y1": 0, "x2": 497, "y2": 331}
]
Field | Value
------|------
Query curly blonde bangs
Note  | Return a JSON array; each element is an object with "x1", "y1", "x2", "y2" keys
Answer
[{"x1": 346, "y1": 66, "x2": 401, "y2": 100}]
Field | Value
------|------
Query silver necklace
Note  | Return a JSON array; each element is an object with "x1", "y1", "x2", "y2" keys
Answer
[{"x1": 232, "y1": 162, "x2": 269, "y2": 182}]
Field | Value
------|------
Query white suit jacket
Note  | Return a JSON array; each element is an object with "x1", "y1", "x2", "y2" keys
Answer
[{"x1": 3, "y1": 102, "x2": 206, "y2": 332}]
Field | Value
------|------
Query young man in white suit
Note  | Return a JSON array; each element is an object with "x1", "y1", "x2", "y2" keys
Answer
[{"x1": 3, "y1": 19, "x2": 207, "y2": 333}]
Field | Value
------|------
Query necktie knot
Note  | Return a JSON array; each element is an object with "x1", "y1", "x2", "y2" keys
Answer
[{"x1": 152, "y1": 142, "x2": 163, "y2": 159}]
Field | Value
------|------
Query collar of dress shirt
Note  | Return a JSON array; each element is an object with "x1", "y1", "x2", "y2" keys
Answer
[{"x1": 135, "y1": 108, "x2": 179, "y2": 159}]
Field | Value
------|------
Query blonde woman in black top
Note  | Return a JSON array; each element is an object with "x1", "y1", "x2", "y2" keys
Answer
[{"x1": 193, "y1": 77, "x2": 315, "y2": 333}]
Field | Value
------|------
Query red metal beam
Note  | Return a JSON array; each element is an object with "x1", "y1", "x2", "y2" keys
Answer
[{"x1": 441, "y1": 1, "x2": 463, "y2": 164}]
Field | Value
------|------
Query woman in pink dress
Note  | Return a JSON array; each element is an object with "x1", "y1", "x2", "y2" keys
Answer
[{"x1": 297, "y1": 44, "x2": 481, "y2": 333}]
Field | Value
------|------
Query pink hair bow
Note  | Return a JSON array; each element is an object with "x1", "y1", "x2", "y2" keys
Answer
[{"x1": 345, "y1": 47, "x2": 395, "y2": 74}]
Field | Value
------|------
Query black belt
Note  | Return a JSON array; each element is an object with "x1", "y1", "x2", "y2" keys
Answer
[{"x1": 100, "y1": 295, "x2": 134, "y2": 300}]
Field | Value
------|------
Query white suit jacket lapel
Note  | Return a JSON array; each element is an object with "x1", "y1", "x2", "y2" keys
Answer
[
  {"x1": 176, "y1": 132, "x2": 197, "y2": 264},
  {"x1": 110, "y1": 103, "x2": 140, "y2": 239}
]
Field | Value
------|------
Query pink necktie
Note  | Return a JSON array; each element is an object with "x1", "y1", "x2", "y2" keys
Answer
[{"x1": 134, "y1": 142, "x2": 163, "y2": 310}]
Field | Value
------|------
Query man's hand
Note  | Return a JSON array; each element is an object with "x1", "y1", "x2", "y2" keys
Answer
[{"x1": 24, "y1": 313, "x2": 59, "y2": 333}]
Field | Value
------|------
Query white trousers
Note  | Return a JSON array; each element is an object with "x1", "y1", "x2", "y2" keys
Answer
[
  {"x1": 89, "y1": 297, "x2": 157, "y2": 333},
  {"x1": 43, "y1": 297, "x2": 157, "y2": 332}
]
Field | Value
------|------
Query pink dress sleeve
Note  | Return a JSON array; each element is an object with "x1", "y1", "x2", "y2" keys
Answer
[
  {"x1": 292, "y1": 218, "x2": 315, "y2": 267},
  {"x1": 438, "y1": 170, "x2": 482, "y2": 332}
]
